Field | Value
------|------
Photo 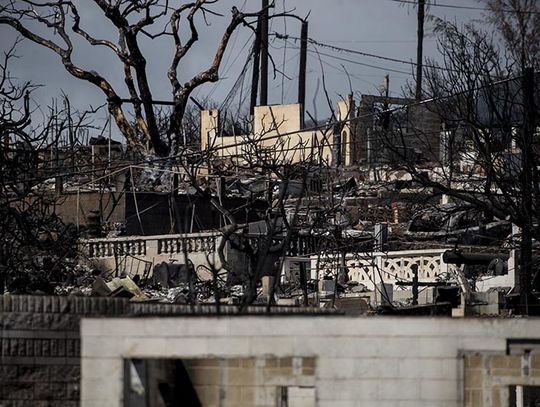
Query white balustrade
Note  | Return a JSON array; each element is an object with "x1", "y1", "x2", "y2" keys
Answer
[
  {"x1": 82, "y1": 234, "x2": 456, "y2": 290},
  {"x1": 82, "y1": 233, "x2": 219, "y2": 259},
  {"x1": 87, "y1": 239, "x2": 146, "y2": 258},
  {"x1": 314, "y1": 249, "x2": 451, "y2": 290},
  {"x1": 157, "y1": 235, "x2": 217, "y2": 255},
  {"x1": 79, "y1": 232, "x2": 222, "y2": 275}
]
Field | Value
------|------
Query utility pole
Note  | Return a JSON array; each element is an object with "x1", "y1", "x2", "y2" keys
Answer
[
  {"x1": 382, "y1": 74, "x2": 391, "y2": 161},
  {"x1": 415, "y1": 0, "x2": 425, "y2": 101},
  {"x1": 519, "y1": 67, "x2": 536, "y2": 315},
  {"x1": 382, "y1": 74, "x2": 390, "y2": 130},
  {"x1": 250, "y1": 14, "x2": 263, "y2": 116},
  {"x1": 260, "y1": 0, "x2": 269, "y2": 106},
  {"x1": 298, "y1": 20, "x2": 308, "y2": 128},
  {"x1": 64, "y1": 98, "x2": 75, "y2": 172}
]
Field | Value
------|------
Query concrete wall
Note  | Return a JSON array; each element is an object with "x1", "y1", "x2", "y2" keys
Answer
[
  {"x1": 200, "y1": 103, "x2": 338, "y2": 165},
  {"x1": 354, "y1": 95, "x2": 442, "y2": 164},
  {"x1": 50, "y1": 191, "x2": 126, "y2": 227},
  {"x1": 336, "y1": 98, "x2": 355, "y2": 166},
  {"x1": 81, "y1": 316, "x2": 540, "y2": 407}
]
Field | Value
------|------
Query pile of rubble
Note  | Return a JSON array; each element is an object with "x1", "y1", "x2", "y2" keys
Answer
[{"x1": 51, "y1": 262, "x2": 248, "y2": 305}]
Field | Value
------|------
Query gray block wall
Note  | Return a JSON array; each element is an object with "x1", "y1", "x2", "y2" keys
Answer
[{"x1": 0, "y1": 295, "x2": 129, "y2": 407}]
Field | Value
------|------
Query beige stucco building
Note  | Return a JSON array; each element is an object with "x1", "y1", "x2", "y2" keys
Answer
[{"x1": 200, "y1": 101, "x2": 355, "y2": 167}]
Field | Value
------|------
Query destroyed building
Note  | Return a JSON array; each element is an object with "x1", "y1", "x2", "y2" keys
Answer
[
  {"x1": 1, "y1": 0, "x2": 540, "y2": 405},
  {"x1": 200, "y1": 100, "x2": 355, "y2": 167}
]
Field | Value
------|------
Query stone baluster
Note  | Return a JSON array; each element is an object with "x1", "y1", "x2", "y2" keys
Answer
[
  {"x1": 163, "y1": 239, "x2": 168, "y2": 254},
  {"x1": 178, "y1": 238, "x2": 184, "y2": 253},
  {"x1": 179, "y1": 238, "x2": 185, "y2": 253}
]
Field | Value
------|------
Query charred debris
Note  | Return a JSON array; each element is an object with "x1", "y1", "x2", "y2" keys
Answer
[{"x1": 1, "y1": 129, "x2": 522, "y2": 316}]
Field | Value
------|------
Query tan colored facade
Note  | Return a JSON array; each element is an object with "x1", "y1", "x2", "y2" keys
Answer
[
  {"x1": 464, "y1": 352, "x2": 540, "y2": 406},
  {"x1": 183, "y1": 357, "x2": 316, "y2": 407},
  {"x1": 201, "y1": 101, "x2": 355, "y2": 166}
]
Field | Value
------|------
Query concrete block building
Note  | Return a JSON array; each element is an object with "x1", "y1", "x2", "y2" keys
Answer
[
  {"x1": 200, "y1": 100, "x2": 356, "y2": 167},
  {"x1": 81, "y1": 315, "x2": 540, "y2": 406}
]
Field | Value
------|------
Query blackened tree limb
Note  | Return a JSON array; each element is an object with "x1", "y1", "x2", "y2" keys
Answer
[{"x1": 0, "y1": 13, "x2": 145, "y2": 153}]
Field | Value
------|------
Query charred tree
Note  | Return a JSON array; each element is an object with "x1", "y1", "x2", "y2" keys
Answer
[{"x1": 0, "y1": 1, "x2": 295, "y2": 157}]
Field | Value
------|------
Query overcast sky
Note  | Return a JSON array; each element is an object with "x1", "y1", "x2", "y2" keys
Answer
[{"x1": 0, "y1": 0, "x2": 486, "y2": 139}]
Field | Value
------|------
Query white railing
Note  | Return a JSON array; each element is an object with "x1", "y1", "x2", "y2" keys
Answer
[
  {"x1": 157, "y1": 234, "x2": 216, "y2": 255},
  {"x1": 81, "y1": 232, "x2": 220, "y2": 259},
  {"x1": 79, "y1": 232, "x2": 222, "y2": 275},
  {"x1": 314, "y1": 249, "x2": 452, "y2": 290},
  {"x1": 86, "y1": 237, "x2": 147, "y2": 258}
]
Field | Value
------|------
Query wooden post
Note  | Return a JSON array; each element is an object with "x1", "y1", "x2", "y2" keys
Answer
[
  {"x1": 382, "y1": 74, "x2": 390, "y2": 130},
  {"x1": 415, "y1": 0, "x2": 425, "y2": 100},
  {"x1": 298, "y1": 20, "x2": 308, "y2": 128},
  {"x1": 260, "y1": 0, "x2": 269, "y2": 106},
  {"x1": 250, "y1": 14, "x2": 262, "y2": 116}
]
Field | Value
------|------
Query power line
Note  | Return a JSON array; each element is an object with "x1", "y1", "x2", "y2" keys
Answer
[
  {"x1": 308, "y1": 48, "x2": 413, "y2": 76},
  {"x1": 10, "y1": 71, "x2": 536, "y2": 186},
  {"x1": 324, "y1": 39, "x2": 435, "y2": 44},
  {"x1": 311, "y1": 53, "x2": 382, "y2": 89},
  {"x1": 387, "y1": 0, "x2": 540, "y2": 14},
  {"x1": 273, "y1": 33, "x2": 460, "y2": 73},
  {"x1": 202, "y1": 70, "x2": 537, "y2": 153}
]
